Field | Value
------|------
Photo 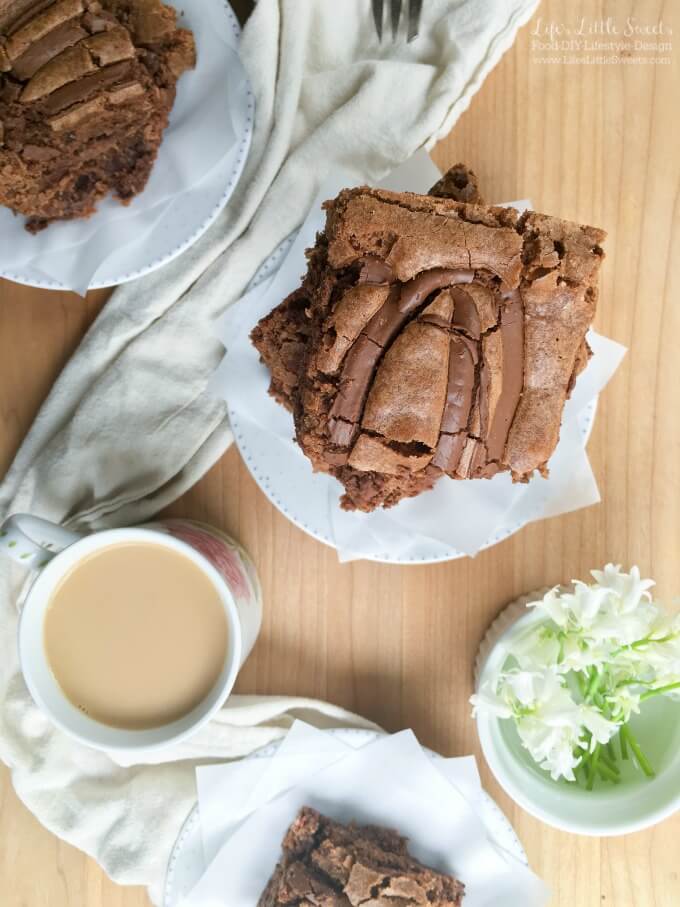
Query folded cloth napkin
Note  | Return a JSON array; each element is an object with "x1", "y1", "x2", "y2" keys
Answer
[{"x1": 0, "y1": 0, "x2": 539, "y2": 902}]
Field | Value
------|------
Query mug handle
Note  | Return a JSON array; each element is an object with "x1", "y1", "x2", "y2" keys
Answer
[{"x1": 0, "y1": 514, "x2": 82, "y2": 570}]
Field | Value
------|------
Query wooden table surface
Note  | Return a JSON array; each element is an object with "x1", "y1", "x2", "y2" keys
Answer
[{"x1": 1, "y1": 0, "x2": 679, "y2": 904}]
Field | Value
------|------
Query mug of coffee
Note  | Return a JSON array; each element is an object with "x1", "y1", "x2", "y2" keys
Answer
[{"x1": 1, "y1": 514, "x2": 262, "y2": 752}]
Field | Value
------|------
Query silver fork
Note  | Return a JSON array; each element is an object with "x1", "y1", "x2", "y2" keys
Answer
[{"x1": 372, "y1": 0, "x2": 423, "y2": 42}]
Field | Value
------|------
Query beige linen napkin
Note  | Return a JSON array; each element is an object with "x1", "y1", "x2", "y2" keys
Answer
[{"x1": 0, "y1": 0, "x2": 539, "y2": 901}]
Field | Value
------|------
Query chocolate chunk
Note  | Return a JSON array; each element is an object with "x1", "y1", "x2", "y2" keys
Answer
[
  {"x1": 450, "y1": 287, "x2": 480, "y2": 339},
  {"x1": 328, "y1": 417, "x2": 357, "y2": 448},
  {"x1": 83, "y1": 26, "x2": 136, "y2": 66},
  {"x1": 21, "y1": 45, "x2": 98, "y2": 103},
  {"x1": 455, "y1": 437, "x2": 486, "y2": 478},
  {"x1": 430, "y1": 432, "x2": 466, "y2": 472},
  {"x1": 11, "y1": 21, "x2": 88, "y2": 80},
  {"x1": 439, "y1": 335, "x2": 477, "y2": 436},
  {"x1": 359, "y1": 256, "x2": 394, "y2": 285},
  {"x1": 22, "y1": 143, "x2": 59, "y2": 160},
  {"x1": 107, "y1": 80, "x2": 145, "y2": 104},
  {"x1": 398, "y1": 268, "x2": 474, "y2": 314},
  {"x1": 43, "y1": 60, "x2": 133, "y2": 112},
  {"x1": 0, "y1": 0, "x2": 57, "y2": 36},
  {"x1": 48, "y1": 94, "x2": 106, "y2": 131},
  {"x1": 5, "y1": 0, "x2": 85, "y2": 61},
  {"x1": 329, "y1": 335, "x2": 383, "y2": 424}
]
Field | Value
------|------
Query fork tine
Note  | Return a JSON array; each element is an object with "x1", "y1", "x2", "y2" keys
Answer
[
  {"x1": 372, "y1": 0, "x2": 384, "y2": 41},
  {"x1": 390, "y1": 0, "x2": 402, "y2": 40},
  {"x1": 407, "y1": 0, "x2": 422, "y2": 41}
]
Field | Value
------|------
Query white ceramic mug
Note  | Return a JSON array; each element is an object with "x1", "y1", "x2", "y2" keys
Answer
[{"x1": 1, "y1": 514, "x2": 262, "y2": 752}]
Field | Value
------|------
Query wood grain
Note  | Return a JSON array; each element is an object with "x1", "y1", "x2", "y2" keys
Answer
[{"x1": 1, "y1": 0, "x2": 679, "y2": 904}]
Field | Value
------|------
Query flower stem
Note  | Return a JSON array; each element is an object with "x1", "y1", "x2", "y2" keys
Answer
[
  {"x1": 612, "y1": 632, "x2": 678, "y2": 658},
  {"x1": 621, "y1": 726, "x2": 655, "y2": 777},
  {"x1": 586, "y1": 744, "x2": 601, "y2": 790},
  {"x1": 640, "y1": 681, "x2": 680, "y2": 701},
  {"x1": 597, "y1": 762, "x2": 620, "y2": 784},
  {"x1": 585, "y1": 668, "x2": 601, "y2": 703},
  {"x1": 599, "y1": 749, "x2": 620, "y2": 775},
  {"x1": 619, "y1": 729, "x2": 629, "y2": 761}
]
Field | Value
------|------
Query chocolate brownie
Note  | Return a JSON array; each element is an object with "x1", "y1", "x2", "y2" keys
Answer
[
  {"x1": 258, "y1": 808, "x2": 465, "y2": 907},
  {"x1": 0, "y1": 0, "x2": 195, "y2": 231},
  {"x1": 253, "y1": 182, "x2": 605, "y2": 513},
  {"x1": 251, "y1": 166, "x2": 481, "y2": 413}
]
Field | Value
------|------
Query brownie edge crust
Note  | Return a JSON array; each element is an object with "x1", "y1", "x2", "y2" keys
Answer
[{"x1": 258, "y1": 807, "x2": 465, "y2": 907}]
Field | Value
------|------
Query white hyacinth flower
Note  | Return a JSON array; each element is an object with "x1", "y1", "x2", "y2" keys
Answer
[
  {"x1": 590, "y1": 564, "x2": 655, "y2": 612},
  {"x1": 578, "y1": 705, "x2": 619, "y2": 749},
  {"x1": 471, "y1": 566, "x2": 679, "y2": 785},
  {"x1": 469, "y1": 681, "x2": 513, "y2": 720},
  {"x1": 606, "y1": 686, "x2": 641, "y2": 723}
]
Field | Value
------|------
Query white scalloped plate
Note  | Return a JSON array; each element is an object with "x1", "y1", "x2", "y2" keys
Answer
[
  {"x1": 0, "y1": 1, "x2": 253, "y2": 291},
  {"x1": 225, "y1": 236, "x2": 598, "y2": 566},
  {"x1": 163, "y1": 728, "x2": 527, "y2": 907}
]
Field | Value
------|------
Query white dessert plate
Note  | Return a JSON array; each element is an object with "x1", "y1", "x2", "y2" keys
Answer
[
  {"x1": 224, "y1": 236, "x2": 598, "y2": 566},
  {"x1": 0, "y1": 0, "x2": 253, "y2": 291},
  {"x1": 163, "y1": 728, "x2": 527, "y2": 907}
]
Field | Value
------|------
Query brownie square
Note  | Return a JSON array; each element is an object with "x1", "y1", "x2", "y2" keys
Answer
[
  {"x1": 258, "y1": 807, "x2": 465, "y2": 907},
  {"x1": 0, "y1": 0, "x2": 195, "y2": 231},
  {"x1": 252, "y1": 175, "x2": 605, "y2": 513}
]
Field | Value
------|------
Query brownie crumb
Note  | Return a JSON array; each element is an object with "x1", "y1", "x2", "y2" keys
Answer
[{"x1": 428, "y1": 163, "x2": 484, "y2": 205}]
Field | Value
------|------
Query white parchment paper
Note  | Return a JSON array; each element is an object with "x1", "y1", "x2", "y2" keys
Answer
[
  {"x1": 211, "y1": 152, "x2": 627, "y2": 562},
  {"x1": 195, "y1": 722, "x2": 485, "y2": 868},
  {"x1": 0, "y1": 0, "x2": 242, "y2": 293},
  {"x1": 185, "y1": 722, "x2": 549, "y2": 907}
]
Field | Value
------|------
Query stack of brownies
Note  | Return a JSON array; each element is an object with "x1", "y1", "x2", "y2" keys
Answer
[{"x1": 253, "y1": 166, "x2": 606, "y2": 513}]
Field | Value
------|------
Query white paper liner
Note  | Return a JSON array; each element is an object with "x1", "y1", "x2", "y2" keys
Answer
[
  {"x1": 211, "y1": 151, "x2": 627, "y2": 562},
  {"x1": 0, "y1": 0, "x2": 245, "y2": 293},
  {"x1": 184, "y1": 721, "x2": 549, "y2": 907}
]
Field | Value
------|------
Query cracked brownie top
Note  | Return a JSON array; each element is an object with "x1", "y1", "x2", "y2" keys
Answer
[
  {"x1": 252, "y1": 177, "x2": 606, "y2": 513},
  {"x1": 258, "y1": 807, "x2": 465, "y2": 907}
]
